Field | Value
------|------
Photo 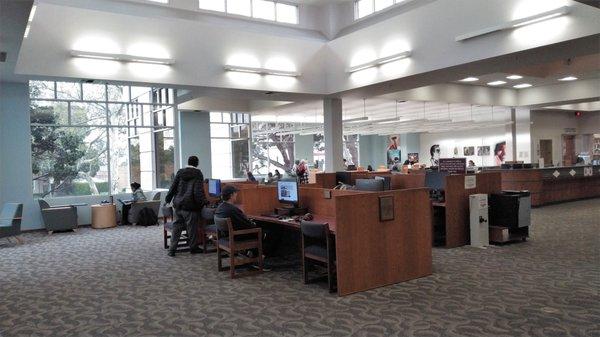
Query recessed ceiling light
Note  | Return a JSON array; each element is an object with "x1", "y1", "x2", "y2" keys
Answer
[
  {"x1": 558, "y1": 76, "x2": 578, "y2": 81},
  {"x1": 506, "y1": 75, "x2": 523, "y2": 80},
  {"x1": 487, "y1": 80, "x2": 506, "y2": 86},
  {"x1": 459, "y1": 77, "x2": 479, "y2": 82},
  {"x1": 513, "y1": 83, "x2": 533, "y2": 89}
]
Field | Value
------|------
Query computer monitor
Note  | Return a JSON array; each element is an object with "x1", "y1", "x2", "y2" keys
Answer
[
  {"x1": 424, "y1": 171, "x2": 448, "y2": 191},
  {"x1": 355, "y1": 179, "x2": 384, "y2": 191},
  {"x1": 208, "y1": 179, "x2": 221, "y2": 197},
  {"x1": 346, "y1": 164, "x2": 357, "y2": 171},
  {"x1": 277, "y1": 180, "x2": 299, "y2": 206},
  {"x1": 374, "y1": 176, "x2": 391, "y2": 190}
]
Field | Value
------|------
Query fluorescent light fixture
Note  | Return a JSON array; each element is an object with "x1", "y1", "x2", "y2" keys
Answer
[
  {"x1": 558, "y1": 76, "x2": 578, "y2": 81},
  {"x1": 456, "y1": 6, "x2": 570, "y2": 41},
  {"x1": 506, "y1": 75, "x2": 523, "y2": 80},
  {"x1": 23, "y1": 25, "x2": 31, "y2": 38},
  {"x1": 148, "y1": 0, "x2": 169, "y2": 3},
  {"x1": 487, "y1": 80, "x2": 506, "y2": 86},
  {"x1": 28, "y1": 5, "x2": 37, "y2": 22},
  {"x1": 459, "y1": 77, "x2": 479, "y2": 82},
  {"x1": 347, "y1": 50, "x2": 411, "y2": 73},
  {"x1": 513, "y1": 83, "x2": 532, "y2": 89},
  {"x1": 343, "y1": 116, "x2": 369, "y2": 123},
  {"x1": 70, "y1": 50, "x2": 174, "y2": 65},
  {"x1": 224, "y1": 64, "x2": 300, "y2": 77}
]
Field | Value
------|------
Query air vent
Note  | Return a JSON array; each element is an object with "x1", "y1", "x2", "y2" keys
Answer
[{"x1": 0, "y1": 52, "x2": 7, "y2": 63}]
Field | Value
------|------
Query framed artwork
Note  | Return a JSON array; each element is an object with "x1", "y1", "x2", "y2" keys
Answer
[
  {"x1": 477, "y1": 146, "x2": 491, "y2": 156},
  {"x1": 379, "y1": 195, "x2": 395, "y2": 221},
  {"x1": 463, "y1": 146, "x2": 475, "y2": 156}
]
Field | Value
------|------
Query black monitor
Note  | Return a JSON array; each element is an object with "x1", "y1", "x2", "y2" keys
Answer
[
  {"x1": 346, "y1": 164, "x2": 356, "y2": 171},
  {"x1": 277, "y1": 180, "x2": 299, "y2": 206},
  {"x1": 374, "y1": 176, "x2": 391, "y2": 190},
  {"x1": 425, "y1": 171, "x2": 448, "y2": 191},
  {"x1": 208, "y1": 179, "x2": 221, "y2": 197},
  {"x1": 355, "y1": 179, "x2": 384, "y2": 191},
  {"x1": 336, "y1": 171, "x2": 352, "y2": 185}
]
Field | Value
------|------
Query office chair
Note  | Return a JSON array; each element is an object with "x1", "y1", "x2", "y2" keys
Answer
[
  {"x1": 300, "y1": 221, "x2": 336, "y2": 293},
  {"x1": 214, "y1": 216, "x2": 263, "y2": 279}
]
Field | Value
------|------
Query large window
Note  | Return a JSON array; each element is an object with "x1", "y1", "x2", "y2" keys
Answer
[
  {"x1": 199, "y1": 0, "x2": 298, "y2": 24},
  {"x1": 312, "y1": 134, "x2": 360, "y2": 169},
  {"x1": 252, "y1": 122, "x2": 295, "y2": 175},
  {"x1": 210, "y1": 112, "x2": 250, "y2": 180},
  {"x1": 355, "y1": 0, "x2": 407, "y2": 19},
  {"x1": 30, "y1": 81, "x2": 175, "y2": 198}
]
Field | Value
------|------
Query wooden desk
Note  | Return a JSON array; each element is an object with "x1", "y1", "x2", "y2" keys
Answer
[
  {"x1": 493, "y1": 165, "x2": 600, "y2": 206},
  {"x1": 250, "y1": 215, "x2": 337, "y2": 234},
  {"x1": 235, "y1": 186, "x2": 432, "y2": 296},
  {"x1": 91, "y1": 204, "x2": 117, "y2": 229}
]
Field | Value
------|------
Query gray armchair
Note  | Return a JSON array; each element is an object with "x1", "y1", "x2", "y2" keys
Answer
[
  {"x1": 128, "y1": 192, "x2": 161, "y2": 225},
  {"x1": 38, "y1": 199, "x2": 78, "y2": 234},
  {"x1": 1, "y1": 203, "x2": 23, "y2": 244}
]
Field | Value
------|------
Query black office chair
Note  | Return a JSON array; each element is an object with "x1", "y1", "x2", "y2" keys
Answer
[
  {"x1": 214, "y1": 216, "x2": 263, "y2": 279},
  {"x1": 300, "y1": 221, "x2": 336, "y2": 293}
]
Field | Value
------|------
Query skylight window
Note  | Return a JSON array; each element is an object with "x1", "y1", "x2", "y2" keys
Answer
[
  {"x1": 199, "y1": 0, "x2": 226, "y2": 12},
  {"x1": 356, "y1": 0, "x2": 408, "y2": 20},
  {"x1": 253, "y1": 0, "x2": 276, "y2": 20},
  {"x1": 199, "y1": 0, "x2": 298, "y2": 24}
]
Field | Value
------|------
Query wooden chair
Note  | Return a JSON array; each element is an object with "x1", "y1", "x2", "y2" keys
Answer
[
  {"x1": 163, "y1": 206, "x2": 218, "y2": 253},
  {"x1": 300, "y1": 221, "x2": 337, "y2": 293},
  {"x1": 214, "y1": 216, "x2": 263, "y2": 279}
]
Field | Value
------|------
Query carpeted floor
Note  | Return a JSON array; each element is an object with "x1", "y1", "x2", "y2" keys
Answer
[{"x1": 1, "y1": 199, "x2": 599, "y2": 337}]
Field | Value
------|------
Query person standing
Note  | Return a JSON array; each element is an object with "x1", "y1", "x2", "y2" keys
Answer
[{"x1": 165, "y1": 156, "x2": 208, "y2": 256}]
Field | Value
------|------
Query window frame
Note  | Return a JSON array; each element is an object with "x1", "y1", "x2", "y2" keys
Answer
[
  {"x1": 354, "y1": 0, "x2": 410, "y2": 20},
  {"x1": 29, "y1": 80, "x2": 176, "y2": 198},
  {"x1": 198, "y1": 0, "x2": 299, "y2": 26}
]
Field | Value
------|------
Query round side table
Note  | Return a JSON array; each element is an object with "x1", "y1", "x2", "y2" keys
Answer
[{"x1": 91, "y1": 204, "x2": 117, "y2": 229}]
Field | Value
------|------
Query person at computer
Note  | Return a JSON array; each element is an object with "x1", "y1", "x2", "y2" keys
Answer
[
  {"x1": 165, "y1": 155, "x2": 208, "y2": 256},
  {"x1": 367, "y1": 165, "x2": 373, "y2": 172},
  {"x1": 120, "y1": 182, "x2": 147, "y2": 225},
  {"x1": 247, "y1": 171, "x2": 257, "y2": 182},
  {"x1": 215, "y1": 185, "x2": 273, "y2": 260},
  {"x1": 265, "y1": 172, "x2": 275, "y2": 185},
  {"x1": 274, "y1": 169, "x2": 282, "y2": 181}
]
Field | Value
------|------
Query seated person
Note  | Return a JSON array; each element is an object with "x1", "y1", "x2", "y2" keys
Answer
[
  {"x1": 265, "y1": 172, "x2": 275, "y2": 185},
  {"x1": 247, "y1": 171, "x2": 257, "y2": 182},
  {"x1": 120, "y1": 182, "x2": 147, "y2": 224},
  {"x1": 215, "y1": 186, "x2": 274, "y2": 258},
  {"x1": 367, "y1": 165, "x2": 373, "y2": 172},
  {"x1": 274, "y1": 169, "x2": 282, "y2": 180}
]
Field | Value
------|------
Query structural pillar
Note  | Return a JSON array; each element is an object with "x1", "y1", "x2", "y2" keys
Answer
[
  {"x1": 323, "y1": 98, "x2": 344, "y2": 172},
  {"x1": 510, "y1": 107, "x2": 517, "y2": 162}
]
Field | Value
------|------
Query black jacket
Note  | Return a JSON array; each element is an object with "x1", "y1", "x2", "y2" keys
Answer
[
  {"x1": 215, "y1": 201, "x2": 255, "y2": 231},
  {"x1": 165, "y1": 167, "x2": 208, "y2": 211}
]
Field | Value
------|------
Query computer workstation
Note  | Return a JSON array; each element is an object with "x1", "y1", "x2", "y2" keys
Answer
[{"x1": 229, "y1": 182, "x2": 433, "y2": 296}]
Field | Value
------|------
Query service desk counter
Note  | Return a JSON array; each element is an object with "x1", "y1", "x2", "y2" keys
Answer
[{"x1": 492, "y1": 165, "x2": 600, "y2": 206}]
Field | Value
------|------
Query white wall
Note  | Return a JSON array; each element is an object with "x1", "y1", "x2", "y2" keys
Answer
[
  {"x1": 530, "y1": 110, "x2": 600, "y2": 166},
  {"x1": 420, "y1": 127, "x2": 512, "y2": 167}
]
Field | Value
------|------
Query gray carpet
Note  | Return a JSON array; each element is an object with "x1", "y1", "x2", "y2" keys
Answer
[{"x1": 1, "y1": 199, "x2": 599, "y2": 337}]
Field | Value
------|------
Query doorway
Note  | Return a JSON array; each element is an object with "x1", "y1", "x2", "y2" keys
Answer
[
  {"x1": 562, "y1": 135, "x2": 576, "y2": 166},
  {"x1": 539, "y1": 139, "x2": 553, "y2": 166}
]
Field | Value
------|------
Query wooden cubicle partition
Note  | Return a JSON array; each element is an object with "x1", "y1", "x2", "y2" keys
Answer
[
  {"x1": 236, "y1": 185, "x2": 433, "y2": 296},
  {"x1": 443, "y1": 172, "x2": 502, "y2": 248},
  {"x1": 315, "y1": 173, "x2": 337, "y2": 189},
  {"x1": 389, "y1": 174, "x2": 425, "y2": 189},
  {"x1": 335, "y1": 188, "x2": 432, "y2": 296}
]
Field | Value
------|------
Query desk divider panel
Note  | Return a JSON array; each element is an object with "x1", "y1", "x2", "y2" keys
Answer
[
  {"x1": 316, "y1": 173, "x2": 337, "y2": 189},
  {"x1": 390, "y1": 174, "x2": 426, "y2": 190},
  {"x1": 334, "y1": 188, "x2": 432, "y2": 296},
  {"x1": 444, "y1": 172, "x2": 502, "y2": 248}
]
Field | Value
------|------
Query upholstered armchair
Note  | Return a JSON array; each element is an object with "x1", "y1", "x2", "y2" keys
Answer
[
  {"x1": 0, "y1": 203, "x2": 23, "y2": 244},
  {"x1": 38, "y1": 199, "x2": 78, "y2": 234},
  {"x1": 128, "y1": 192, "x2": 161, "y2": 225}
]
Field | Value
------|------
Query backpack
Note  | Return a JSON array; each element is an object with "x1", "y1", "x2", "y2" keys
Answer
[{"x1": 137, "y1": 207, "x2": 158, "y2": 227}]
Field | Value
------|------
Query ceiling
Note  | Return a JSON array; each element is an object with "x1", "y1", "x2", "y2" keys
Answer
[{"x1": 0, "y1": 0, "x2": 33, "y2": 83}]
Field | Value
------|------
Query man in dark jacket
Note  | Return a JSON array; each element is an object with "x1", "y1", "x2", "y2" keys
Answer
[{"x1": 165, "y1": 155, "x2": 208, "y2": 256}]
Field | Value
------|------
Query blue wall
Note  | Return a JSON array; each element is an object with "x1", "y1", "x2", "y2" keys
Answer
[
  {"x1": 0, "y1": 82, "x2": 39, "y2": 230},
  {"x1": 179, "y1": 110, "x2": 212, "y2": 178}
]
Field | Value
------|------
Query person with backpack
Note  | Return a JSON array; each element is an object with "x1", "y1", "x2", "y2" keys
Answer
[{"x1": 165, "y1": 156, "x2": 208, "y2": 256}]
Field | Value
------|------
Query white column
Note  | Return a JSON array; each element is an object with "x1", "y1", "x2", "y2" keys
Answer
[{"x1": 323, "y1": 98, "x2": 344, "y2": 172}]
